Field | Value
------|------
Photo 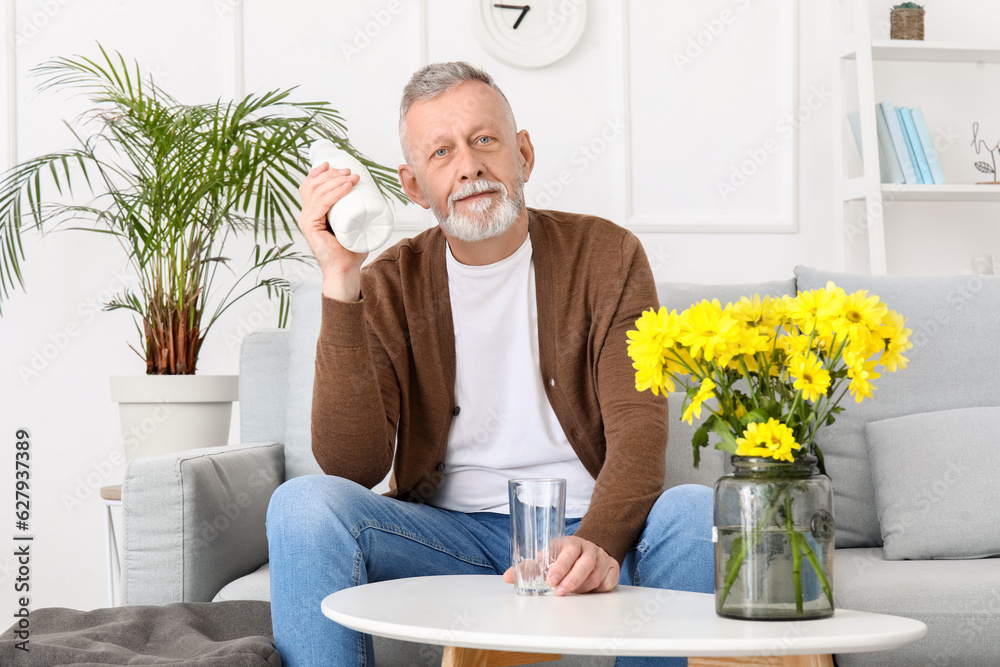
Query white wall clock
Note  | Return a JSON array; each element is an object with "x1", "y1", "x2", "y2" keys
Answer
[{"x1": 468, "y1": 1, "x2": 588, "y2": 69}]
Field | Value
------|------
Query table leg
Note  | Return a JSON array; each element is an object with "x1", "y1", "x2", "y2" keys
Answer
[
  {"x1": 104, "y1": 502, "x2": 115, "y2": 607},
  {"x1": 689, "y1": 656, "x2": 833, "y2": 667},
  {"x1": 442, "y1": 646, "x2": 562, "y2": 667}
]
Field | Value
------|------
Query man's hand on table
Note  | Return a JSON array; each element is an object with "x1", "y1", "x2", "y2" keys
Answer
[{"x1": 503, "y1": 535, "x2": 619, "y2": 596}]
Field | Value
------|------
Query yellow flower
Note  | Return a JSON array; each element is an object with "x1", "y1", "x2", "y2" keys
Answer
[
  {"x1": 878, "y1": 310, "x2": 913, "y2": 373},
  {"x1": 834, "y1": 289, "x2": 888, "y2": 351},
  {"x1": 778, "y1": 333, "x2": 813, "y2": 359},
  {"x1": 677, "y1": 300, "x2": 740, "y2": 363},
  {"x1": 735, "y1": 323, "x2": 771, "y2": 357},
  {"x1": 844, "y1": 348, "x2": 881, "y2": 403},
  {"x1": 786, "y1": 284, "x2": 845, "y2": 334},
  {"x1": 788, "y1": 354, "x2": 831, "y2": 403},
  {"x1": 633, "y1": 363, "x2": 675, "y2": 396},
  {"x1": 735, "y1": 418, "x2": 801, "y2": 463},
  {"x1": 682, "y1": 378, "x2": 717, "y2": 424},
  {"x1": 731, "y1": 294, "x2": 787, "y2": 331},
  {"x1": 627, "y1": 307, "x2": 681, "y2": 396}
]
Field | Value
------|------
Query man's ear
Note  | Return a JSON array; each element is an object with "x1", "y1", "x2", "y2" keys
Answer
[
  {"x1": 398, "y1": 163, "x2": 430, "y2": 209},
  {"x1": 516, "y1": 129, "x2": 535, "y2": 183}
]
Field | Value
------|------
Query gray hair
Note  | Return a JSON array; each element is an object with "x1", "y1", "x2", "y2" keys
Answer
[{"x1": 398, "y1": 61, "x2": 517, "y2": 165}]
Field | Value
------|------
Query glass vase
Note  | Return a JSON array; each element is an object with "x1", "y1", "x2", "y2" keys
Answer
[{"x1": 713, "y1": 455, "x2": 835, "y2": 620}]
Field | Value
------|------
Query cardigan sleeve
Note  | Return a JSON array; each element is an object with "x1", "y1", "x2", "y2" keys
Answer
[
  {"x1": 571, "y1": 236, "x2": 669, "y2": 565},
  {"x1": 310, "y1": 293, "x2": 399, "y2": 489}
]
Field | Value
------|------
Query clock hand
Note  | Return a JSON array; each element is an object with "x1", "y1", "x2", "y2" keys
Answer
[
  {"x1": 514, "y1": 5, "x2": 530, "y2": 30},
  {"x1": 493, "y1": 4, "x2": 531, "y2": 30}
]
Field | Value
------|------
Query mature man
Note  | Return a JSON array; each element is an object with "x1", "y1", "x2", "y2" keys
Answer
[{"x1": 266, "y1": 62, "x2": 714, "y2": 667}]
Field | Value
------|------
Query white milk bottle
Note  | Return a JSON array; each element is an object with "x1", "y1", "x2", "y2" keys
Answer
[{"x1": 308, "y1": 139, "x2": 395, "y2": 253}]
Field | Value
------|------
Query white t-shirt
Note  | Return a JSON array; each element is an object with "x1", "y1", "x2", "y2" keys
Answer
[{"x1": 429, "y1": 235, "x2": 596, "y2": 517}]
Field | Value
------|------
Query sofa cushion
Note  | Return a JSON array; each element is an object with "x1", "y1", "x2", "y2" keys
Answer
[
  {"x1": 214, "y1": 562, "x2": 271, "y2": 602},
  {"x1": 834, "y1": 548, "x2": 1000, "y2": 667},
  {"x1": 865, "y1": 407, "x2": 1000, "y2": 560},
  {"x1": 794, "y1": 266, "x2": 1000, "y2": 549}
]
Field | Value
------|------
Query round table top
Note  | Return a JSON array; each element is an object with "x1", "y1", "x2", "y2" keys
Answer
[{"x1": 321, "y1": 575, "x2": 927, "y2": 658}]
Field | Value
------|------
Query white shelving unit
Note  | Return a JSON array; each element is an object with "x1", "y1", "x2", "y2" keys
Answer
[{"x1": 833, "y1": 0, "x2": 1000, "y2": 274}]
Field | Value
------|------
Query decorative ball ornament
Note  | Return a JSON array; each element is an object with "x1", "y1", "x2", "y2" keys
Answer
[{"x1": 469, "y1": 1, "x2": 588, "y2": 69}]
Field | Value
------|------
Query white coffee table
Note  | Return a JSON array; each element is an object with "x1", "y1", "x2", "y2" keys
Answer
[{"x1": 321, "y1": 575, "x2": 926, "y2": 667}]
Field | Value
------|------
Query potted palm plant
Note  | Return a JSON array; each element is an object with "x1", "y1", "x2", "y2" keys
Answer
[{"x1": 0, "y1": 45, "x2": 406, "y2": 460}]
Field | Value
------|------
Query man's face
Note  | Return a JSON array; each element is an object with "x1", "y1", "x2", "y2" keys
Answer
[{"x1": 399, "y1": 81, "x2": 533, "y2": 242}]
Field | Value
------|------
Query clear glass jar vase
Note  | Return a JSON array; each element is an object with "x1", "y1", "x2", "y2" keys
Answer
[{"x1": 713, "y1": 455, "x2": 835, "y2": 620}]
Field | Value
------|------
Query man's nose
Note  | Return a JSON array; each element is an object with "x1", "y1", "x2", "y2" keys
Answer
[{"x1": 453, "y1": 143, "x2": 485, "y2": 181}]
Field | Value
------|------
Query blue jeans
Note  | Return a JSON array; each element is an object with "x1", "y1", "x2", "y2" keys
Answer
[{"x1": 267, "y1": 476, "x2": 714, "y2": 667}]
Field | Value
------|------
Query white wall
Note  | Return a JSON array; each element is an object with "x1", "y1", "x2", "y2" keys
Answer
[{"x1": 0, "y1": 0, "x2": 996, "y2": 617}]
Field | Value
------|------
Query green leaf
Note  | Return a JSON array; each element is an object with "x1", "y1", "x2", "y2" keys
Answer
[
  {"x1": 741, "y1": 408, "x2": 770, "y2": 426},
  {"x1": 691, "y1": 422, "x2": 710, "y2": 469},
  {"x1": 712, "y1": 418, "x2": 738, "y2": 453},
  {"x1": 723, "y1": 535, "x2": 744, "y2": 580},
  {"x1": 760, "y1": 396, "x2": 782, "y2": 416}
]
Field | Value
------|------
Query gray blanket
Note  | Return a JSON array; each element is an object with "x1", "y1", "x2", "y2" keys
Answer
[{"x1": 0, "y1": 600, "x2": 280, "y2": 666}]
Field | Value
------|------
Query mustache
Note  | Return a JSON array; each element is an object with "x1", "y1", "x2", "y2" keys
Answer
[{"x1": 448, "y1": 180, "x2": 507, "y2": 207}]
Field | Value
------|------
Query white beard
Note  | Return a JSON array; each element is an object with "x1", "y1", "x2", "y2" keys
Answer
[{"x1": 428, "y1": 178, "x2": 524, "y2": 243}]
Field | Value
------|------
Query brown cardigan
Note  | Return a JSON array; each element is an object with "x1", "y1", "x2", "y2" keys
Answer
[{"x1": 311, "y1": 208, "x2": 669, "y2": 564}]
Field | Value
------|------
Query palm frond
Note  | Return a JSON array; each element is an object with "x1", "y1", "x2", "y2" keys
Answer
[{"x1": 1, "y1": 43, "x2": 402, "y2": 372}]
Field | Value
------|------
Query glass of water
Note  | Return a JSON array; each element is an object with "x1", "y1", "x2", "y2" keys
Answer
[{"x1": 508, "y1": 478, "x2": 566, "y2": 596}]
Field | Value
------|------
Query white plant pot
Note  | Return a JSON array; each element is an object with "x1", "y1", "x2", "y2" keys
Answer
[{"x1": 110, "y1": 375, "x2": 239, "y2": 463}]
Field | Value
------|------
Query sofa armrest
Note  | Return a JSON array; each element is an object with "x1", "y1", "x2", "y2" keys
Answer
[{"x1": 121, "y1": 441, "x2": 285, "y2": 605}]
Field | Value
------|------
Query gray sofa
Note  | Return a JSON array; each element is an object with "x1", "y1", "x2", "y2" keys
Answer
[{"x1": 121, "y1": 265, "x2": 1000, "y2": 666}]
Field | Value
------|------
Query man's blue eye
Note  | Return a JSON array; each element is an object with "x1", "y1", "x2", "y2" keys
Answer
[
  {"x1": 435, "y1": 148, "x2": 447, "y2": 157},
  {"x1": 478, "y1": 136, "x2": 491, "y2": 144}
]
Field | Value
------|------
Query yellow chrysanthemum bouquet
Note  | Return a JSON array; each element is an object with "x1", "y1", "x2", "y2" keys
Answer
[
  {"x1": 627, "y1": 282, "x2": 913, "y2": 618},
  {"x1": 627, "y1": 281, "x2": 912, "y2": 469}
]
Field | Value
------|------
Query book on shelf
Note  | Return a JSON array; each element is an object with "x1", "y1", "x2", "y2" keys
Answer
[
  {"x1": 900, "y1": 107, "x2": 933, "y2": 185},
  {"x1": 847, "y1": 109, "x2": 903, "y2": 184},
  {"x1": 911, "y1": 107, "x2": 946, "y2": 184},
  {"x1": 846, "y1": 100, "x2": 946, "y2": 185},
  {"x1": 875, "y1": 106, "x2": 906, "y2": 184},
  {"x1": 879, "y1": 99, "x2": 919, "y2": 184}
]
